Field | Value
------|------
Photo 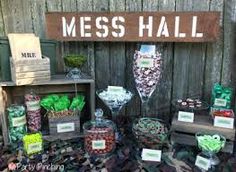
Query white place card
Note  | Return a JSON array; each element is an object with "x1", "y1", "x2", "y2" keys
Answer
[
  {"x1": 178, "y1": 111, "x2": 194, "y2": 123},
  {"x1": 137, "y1": 58, "x2": 154, "y2": 68},
  {"x1": 214, "y1": 116, "x2": 234, "y2": 129},
  {"x1": 108, "y1": 86, "x2": 124, "y2": 92},
  {"x1": 214, "y1": 98, "x2": 227, "y2": 107},
  {"x1": 57, "y1": 122, "x2": 75, "y2": 133},
  {"x1": 92, "y1": 140, "x2": 106, "y2": 150},
  {"x1": 195, "y1": 155, "x2": 210, "y2": 171},
  {"x1": 27, "y1": 142, "x2": 42, "y2": 154},
  {"x1": 141, "y1": 148, "x2": 162, "y2": 162}
]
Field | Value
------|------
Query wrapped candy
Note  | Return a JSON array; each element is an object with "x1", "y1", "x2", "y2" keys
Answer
[
  {"x1": 7, "y1": 105, "x2": 27, "y2": 143},
  {"x1": 23, "y1": 133, "x2": 43, "y2": 155},
  {"x1": 133, "y1": 45, "x2": 162, "y2": 102},
  {"x1": 212, "y1": 84, "x2": 232, "y2": 109},
  {"x1": 25, "y1": 92, "x2": 41, "y2": 132},
  {"x1": 70, "y1": 95, "x2": 85, "y2": 111}
]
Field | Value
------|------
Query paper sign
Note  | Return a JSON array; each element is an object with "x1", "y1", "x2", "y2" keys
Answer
[
  {"x1": 214, "y1": 116, "x2": 234, "y2": 129},
  {"x1": 178, "y1": 111, "x2": 194, "y2": 123},
  {"x1": 195, "y1": 155, "x2": 210, "y2": 171},
  {"x1": 26, "y1": 100, "x2": 40, "y2": 111},
  {"x1": 57, "y1": 123, "x2": 75, "y2": 133},
  {"x1": 137, "y1": 58, "x2": 154, "y2": 68},
  {"x1": 107, "y1": 86, "x2": 124, "y2": 92},
  {"x1": 27, "y1": 142, "x2": 42, "y2": 154},
  {"x1": 214, "y1": 98, "x2": 227, "y2": 107},
  {"x1": 92, "y1": 140, "x2": 106, "y2": 150},
  {"x1": 141, "y1": 148, "x2": 162, "y2": 162},
  {"x1": 12, "y1": 115, "x2": 26, "y2": 127}
]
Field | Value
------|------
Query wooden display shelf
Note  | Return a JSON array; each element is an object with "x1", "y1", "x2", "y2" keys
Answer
[
  {"x1": 171, "y1": 113, "x2": 235, "y2": 153},
  {"x1": 0, "y1": 74, "x2": 95, "y2": 145}
]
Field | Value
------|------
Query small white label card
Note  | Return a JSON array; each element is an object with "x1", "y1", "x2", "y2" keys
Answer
[
  {"x1": 195, "y1": 155, "x2": 210, "y2": 171},
  {"x1": 137, "y1": 58, "x2": 154, "y2": 68},
  {"x1": 57, "y1": 122, "x2": 75, "y2": 133},
  {"x1": 141, "y1": 148, "x2": 162, "y2": 162},
  {"x1": 92, "y1": 140, "x2": 106, "y2": 150},
  {"x1": 214, "y1": 116, "x2": 234, "y2": 129},
  {"x1": 12, "y1": 115, "x2": 26, "y2": 127},
  {"x1": 107, "y1": 86, "x2": 124, "y2": 92},
  {"x1": 27, "y1": 142, "x2": 42, "y2": 154},
  {"x1": 214, "y1": 98, "x2": 227, "y2": 107},
  {"x1": 178, "y1": 111, "x2": 194, "y2": 123}
]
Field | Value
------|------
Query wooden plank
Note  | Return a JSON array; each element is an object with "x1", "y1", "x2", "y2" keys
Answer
[
  {"x1": 143, "y1": 0, "x2": 175, "y2": 121},
  {"x1": 46, "y1": 12, "x2": 220, "y2": 42},
  {"x1": 10, "y1": 0, "x2": 25, "y2": 32},
  {"x1": 171, "y1": 114, "x2": 235, "y2": 140},
  {"x1": 109, "y1": 0, "x2": 126, "y2": 116},
  {"x1": 21, "y1": 0, "x2": 34, "y2": 33},
  {"x1": 1, "y1": 0, "x2": 14, "y2": 34},
  {"x1": 31, "y1": 0, "x2": 46, "y2": 37},
  {"x1": 125, "y1": 0, "x2": 142, "y2": 117},
  {"x1": 0, "y1": 1, "x2": 5, "y2": 36},
  {"x1": 46, "y1": 0, "x2": 64, "y2": 73},
  {"x1": 0, "y1": 86, "x2": 9, "y2": 145},
  {"x1": 171, "y1": 132, "x2": 234, "y2": 153},
  {"x1": 203, "y1": 0, "x2": 224, "y2": 103},
  {"x1": 76, "y1": 0, "x2": 95, "y2": 78}
]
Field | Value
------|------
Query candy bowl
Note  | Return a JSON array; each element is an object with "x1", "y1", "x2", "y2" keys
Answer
[
  {"x1": 172, "y1": 98, "x2": 209, "y2": 115},
  {"x1": 83, "y1": 109, "x2": 116, "y2": 157},
  {"x1": 132, "y1": 117, "x2": 169, "y2": 149},
  {"x1": 195, "y1": 132, "x2": 226, "y2": 167}
]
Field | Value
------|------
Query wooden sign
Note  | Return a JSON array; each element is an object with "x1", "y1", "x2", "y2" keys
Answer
[{"x1": 46, "y1": 12, "x2": 220, "y2": 42}]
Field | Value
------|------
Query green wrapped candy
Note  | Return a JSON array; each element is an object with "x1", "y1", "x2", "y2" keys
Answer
[
  {"x1": 212, "y1": 84, "x2": 232, "y2": 109},
  {"x1": 70, "y1": 95, "x2": 85, "y2": 111},
  {"x1": 7, "y1": 105, "x2": 27, "y2": 143},
  {"x1": 40, "y1": 94, "x2": 60, "y2": 110}
]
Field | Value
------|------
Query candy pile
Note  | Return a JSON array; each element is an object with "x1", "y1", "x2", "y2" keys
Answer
[
  {"x1": 84, "y1": 127, "x2": 115, "y2": 155},
  {"x1": 98, "y1": 88, "x2": 133, "y2": 111},
  {"x1": 40, "y1": 94, "x2": 85, "y2": 118},
  {"x1": 175, "y1": 98, "x2": 205, "y2": 110},
  {"x1": 212, "y1": 109, "x2": 234, "y2": 118},
  {"x1": 133, "y1": 50, "x2": 162, "y2": 101},
  {"x1": 133, "y1": 118, "x2": 168, "y2": 148},
  {"x1": 23, "y1": 133, "x2": 43, "y2": 155},
  {"x1": 25, "y1": 93, "x2": 41, "y2": 132},
  {"x1": 212, "y1": 84, "x2": 232, "y2": 109},
  {"x1": 196, "y1": 134, "x2": 226, "y2": 153},
  {"x1": 7, "y1": 105, "x2": 27, "y2": 143}
]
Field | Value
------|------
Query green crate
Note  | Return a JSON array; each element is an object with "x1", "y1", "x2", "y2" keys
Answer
[{"x1": 0, "y1": 37, "x2": 58, "y2": 81}]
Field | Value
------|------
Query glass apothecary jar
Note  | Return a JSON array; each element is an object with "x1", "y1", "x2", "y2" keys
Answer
[{"x1": 83, "y1": 109, "x2": 116, "y2": 156}]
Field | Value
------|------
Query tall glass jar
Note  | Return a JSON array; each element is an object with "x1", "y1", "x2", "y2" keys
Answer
[{"x1": 83, "y1": 109, "x2": 116, "y2": 156}]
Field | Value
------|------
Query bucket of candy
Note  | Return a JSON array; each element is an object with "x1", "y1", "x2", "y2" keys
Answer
[
  {"x1": 23, "y1": 133, "x2": 43, "y2": 155},
  {"x1": 132, "y1": 117, "x2": 169, "y2": 149},
  {"x1": 83, "y1": 109, "x2": 116, "y2": 157},
  {"x1": 195, "y1": 132, "x2": 226, "y2": 168}
]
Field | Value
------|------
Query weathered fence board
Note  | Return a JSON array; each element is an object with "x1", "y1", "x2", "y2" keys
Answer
[{"x1": 0, "y1": 0, "x2": 235, "y2": 121}]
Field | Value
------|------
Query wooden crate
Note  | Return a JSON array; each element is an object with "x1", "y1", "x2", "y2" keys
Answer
[
  {"x1": 171, "y1": 113, "x2": 235, "y2": 153},
  {"x1": 0, "y1": 75, "x2": 95, "y2": 145},
  {"x1": 10, "y1": 56, "x2": 51, "y2": 85},
  {"x1": 49, "y1": 115, "x2": 80, "y2": 136}
]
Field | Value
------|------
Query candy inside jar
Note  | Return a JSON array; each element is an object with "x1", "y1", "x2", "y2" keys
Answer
[{"x1": 83, "y1": 109, "x2": 116, "y2": 156}]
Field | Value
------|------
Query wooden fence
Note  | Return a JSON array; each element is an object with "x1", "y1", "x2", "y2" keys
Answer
[{"x1": 0, "y1": 0, "x2": 236, "y2": 122}]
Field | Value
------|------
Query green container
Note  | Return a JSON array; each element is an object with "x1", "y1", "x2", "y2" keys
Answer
[{"x1": 0, "y1": 37, "x2": 58, "y2": 81}]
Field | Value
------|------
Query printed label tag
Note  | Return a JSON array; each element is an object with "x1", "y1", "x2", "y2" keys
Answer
[
  {"x1": 92, "y1": 140, "x2": 106, "y2": 150},
  {"x1": 137, "y1": 58, "x2": 154, "y2": 68},
  {"x1": 195, "y1": 155, "x2": 210, "y2": 171},
  {"x1": 141, "y1": 148, "x2": 162, "y2": 162},
  {"x1": 214, "y1": 98, "x2": 227, "y2": 107},
  {"x1": 178, "y1": 111, "x2": 194, "y2": 123},
  {"x1": 107, "y1": 86, "x2": 124, "y2": 92},
  {"x1": 214, "y1": 116, "x2": 234, "y2": 129},
  {"x1": 27, "y1": 142, "x2": 42, "y2": 154},
  {"x1": 12, "y1": 115, "x2": 26, "y2": 127},
  {"x1": 26, "y1": 100, "x2": 40, "y2": 111},
  {"x1": 57, "y1": 123, "x2": 75, "y2": 133}
]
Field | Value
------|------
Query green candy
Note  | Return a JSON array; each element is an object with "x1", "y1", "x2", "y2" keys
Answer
[
  {"x1": 197, "y1": 134, "x2": 225, "y2": 152},
  {"x1": 7, "y1": 105, "x2": 27, "y2": 144},
  {"x1": 212, "y1": 84, "x2": 232, "y2": 108},
  {"x1": 69, "y1": 95, "x2": 85, "y2": 111}
]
